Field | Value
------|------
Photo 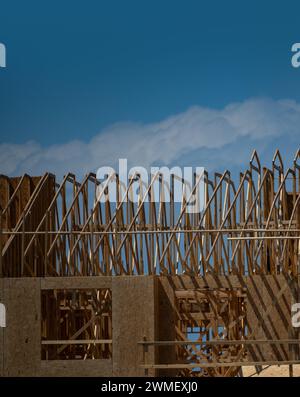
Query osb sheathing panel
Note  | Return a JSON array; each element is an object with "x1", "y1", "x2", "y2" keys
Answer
[
  {"x1": 112, "y1": 276, "x2": 156, "y2": 376},
  {"x1": 291, "y1": 277, "x2": 300, "y2": 360},
  {"x1": 255, "y1": 275, "x2": 297, "y2": 361},
  {"x1": 39, "y1": 360, "x2": 112, "y2": 377},
  {"x1": 243, "y1": 275, "x2": 299, "y2": 361},
  {"x1": 1, "y1": 175, "x2": 56, "y2": 277},
  {"x1": 1, "y1": 277, "x2": 113, "y2": 377},
  {"x1": 3, "y1": 278, "x2": 41, "y2": 376},
  {"x1": 1, "y1": 275, "x2": 299, "y2": 377},
  {"x1": 41, "y1": 276, "x2": 112, "y2": 290},
  {"x1": 155, "y1": 277, "x2": 177, "y2": 376}
]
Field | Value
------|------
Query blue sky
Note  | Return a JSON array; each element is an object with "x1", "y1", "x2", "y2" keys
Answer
[{"x1": 0, "y1": 0, "x2": 300, "y2": 177}]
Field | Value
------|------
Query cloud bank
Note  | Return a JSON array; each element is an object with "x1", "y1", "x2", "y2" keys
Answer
[{"x1": 1, "y1": 97, "x2": 300, "y2": 178}]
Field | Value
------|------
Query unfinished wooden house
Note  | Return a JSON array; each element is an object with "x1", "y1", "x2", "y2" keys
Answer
[{"x1": 1, "y1": 149, "x2": 300, "y2": 377}]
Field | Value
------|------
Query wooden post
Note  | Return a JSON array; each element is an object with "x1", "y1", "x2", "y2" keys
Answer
[
  {"x1": 44, "y1": 210, "x2": 48, "y2": 276},
  {"x1": 90, "y1": 211, "x2": 94, "y2": 274},
  {"x1": 21, "y1": 212, "x2": 25, "y2": 276},
  {"x1": 142, "y1": 336, "x2": 149, "y2": 377}
]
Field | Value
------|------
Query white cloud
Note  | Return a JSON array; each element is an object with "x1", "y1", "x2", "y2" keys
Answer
[{"x1": 1, "y1": 97, "x2": 300, "y2": 178}]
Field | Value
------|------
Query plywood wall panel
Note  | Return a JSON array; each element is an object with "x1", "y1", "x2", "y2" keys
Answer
[
  {"x1": 3, "y1": 278, "x2": 41, "y2": 376},
  {"x1": 39, "y1": 360, "x2": 112, "y2": 377},
  {"x1": 41, "y1": 276, "x2": 112, "y2": 290},
  {"x1": 155, "y1": 277, "x2": 178, "y2": 376},
  {"x1": 112, "y1": 276, "x2": 156, "y2": 376}
]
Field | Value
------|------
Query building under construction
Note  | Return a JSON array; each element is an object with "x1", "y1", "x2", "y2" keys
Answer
[{"x1": 1, "y1": 149, "x2": 300, "y2": 377}]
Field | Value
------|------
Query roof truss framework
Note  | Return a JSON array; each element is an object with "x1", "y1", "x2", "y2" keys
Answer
[{"x1": 0, "y1": 149, "x2": 300, "y2": 277}]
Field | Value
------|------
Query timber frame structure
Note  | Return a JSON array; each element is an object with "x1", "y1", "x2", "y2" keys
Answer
[{"x1": 1, "y1": 149, "x2": 300, "y2": 377}]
